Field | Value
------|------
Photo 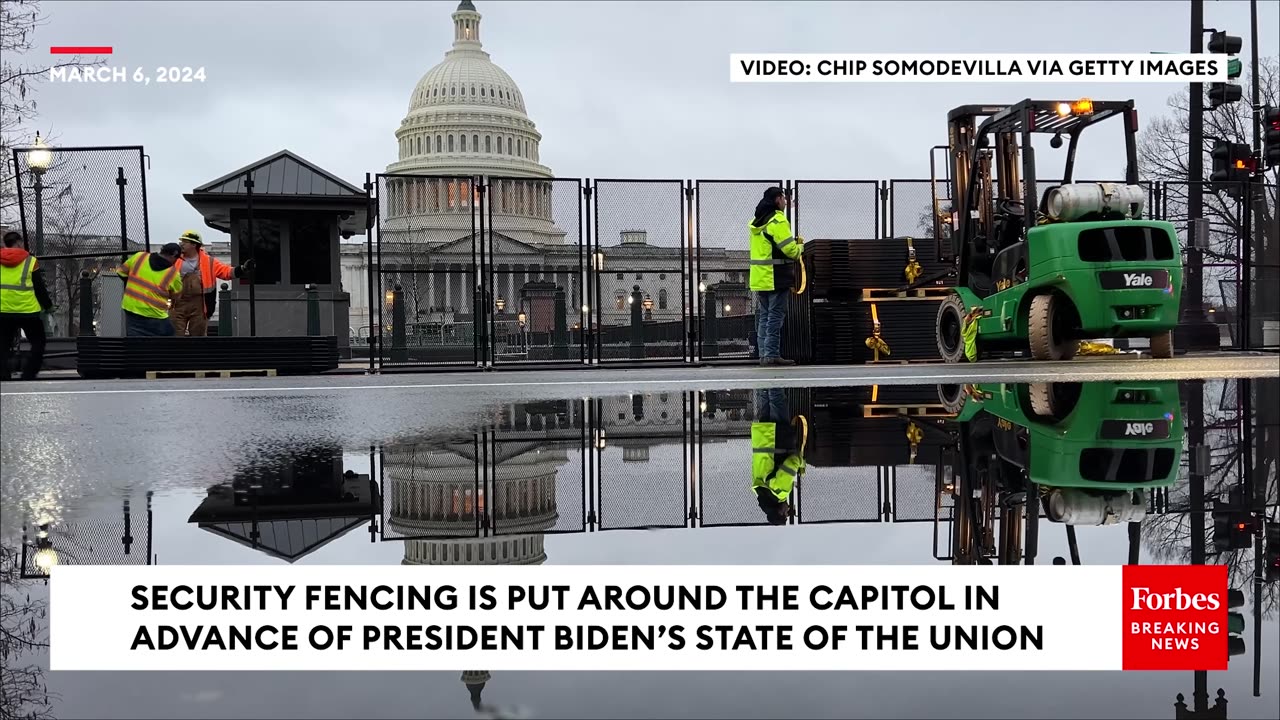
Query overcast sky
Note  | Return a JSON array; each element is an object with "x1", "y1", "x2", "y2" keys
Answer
[{"x1": 21, "y1": 0, "x2": 1280, "y2": 243}]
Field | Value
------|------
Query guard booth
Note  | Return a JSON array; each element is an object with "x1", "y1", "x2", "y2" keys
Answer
[{"x1": 183, "y1": 150, "x2": 367, "y2": 357}]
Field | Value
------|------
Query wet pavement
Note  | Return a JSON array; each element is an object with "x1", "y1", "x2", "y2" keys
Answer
[{"x1": 2, "y1": 369, "x2": 1279, "y2": 718}]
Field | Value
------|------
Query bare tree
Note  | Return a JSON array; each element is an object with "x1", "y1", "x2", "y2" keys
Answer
[
  {"x1": 41, "y1": 187, "x2": 108, "y2": 335},
  {"x1": 1, "y1": 0, "x2": 104, "y2": 229},
  {"x1": 0, "y1": 542, "x2": 56, "y2": 720},
  {"x1": 1136, "y1": 58, "x2": 1280, "y2": 342}
]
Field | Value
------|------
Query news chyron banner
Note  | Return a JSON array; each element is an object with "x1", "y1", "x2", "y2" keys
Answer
[
  {"x1": 51, "y1": 565, "x2": 1229, "y2": 672},
  {"x1": 727, "y1": 54, "x2": 1228, "y2": 83}
]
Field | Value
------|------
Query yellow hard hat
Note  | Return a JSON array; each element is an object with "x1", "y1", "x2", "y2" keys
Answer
[{"x1": 179, "y1": 230, "x2": 202, "y2": 245}]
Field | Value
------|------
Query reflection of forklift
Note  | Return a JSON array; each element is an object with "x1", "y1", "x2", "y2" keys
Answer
[
  {"x1": 929, "y1": 99, "x2": 1183, "y2": 362},
  {"x1": 931, "y1": 381, "x2": 1182, "y2": 565}
]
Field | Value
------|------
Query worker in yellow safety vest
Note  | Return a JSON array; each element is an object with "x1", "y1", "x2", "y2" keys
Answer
[
  {"x1": 116, "y1": 243, "x2": 183, "y2": 336},
  {"x1": 749, "y1": 187, "x2": 803, "y2": 366},
  {"x1": 1, "y1": 231, "x2": 54, "y2": 380},
  {"x1": 751, "y1": 387, "x2": 806, "y2": 525}
]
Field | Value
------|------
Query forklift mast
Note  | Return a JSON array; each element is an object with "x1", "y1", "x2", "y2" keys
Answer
[{"x1": 930, "y1": 99, "x2": 1141, "y2": 284}]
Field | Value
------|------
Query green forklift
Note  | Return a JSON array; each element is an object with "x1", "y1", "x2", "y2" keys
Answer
[
  {"x1": 932, "y1": 380, "x2": 1182, "y2": 564},
  {"x1": 929, "y1": 99, "x2": 1183, "y2": 363}
]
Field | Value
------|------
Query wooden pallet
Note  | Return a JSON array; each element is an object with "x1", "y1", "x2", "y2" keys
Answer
[
  {"x1": 862, "y1": 404, "x2": 956, "y2": 419},
  {"x1": 865, "y1": 358, "x2": 950, "y2": 365},
  {"x1": 145, "y1": 369, "x2": 278, "y2": 379},
  {"x1": 861, "y1": 286, "x2": 954, "y2": 301}
]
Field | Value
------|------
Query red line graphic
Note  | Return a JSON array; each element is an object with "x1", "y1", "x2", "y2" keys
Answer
[{"x1": 51, "y1": 46, "x2": 113, "y2": 54}]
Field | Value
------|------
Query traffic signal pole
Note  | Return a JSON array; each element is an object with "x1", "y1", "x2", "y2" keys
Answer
[{"x1": 1177, "y1": 0, "x2": 1218, "y2": 350}]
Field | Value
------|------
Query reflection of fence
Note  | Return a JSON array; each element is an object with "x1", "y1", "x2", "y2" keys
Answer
[
  {"x1": 370, "y1": 386, "x2": 1214, "y2": 547},
  {"x1": 361, "y1": 176, "x2": 1274, "y2": 371},
  {"x1": 19, "y1": 494, "x2": 153, "y2": 579},
  {"x1": 9, "y1": 146, "x2": 151, "y2": 339}
]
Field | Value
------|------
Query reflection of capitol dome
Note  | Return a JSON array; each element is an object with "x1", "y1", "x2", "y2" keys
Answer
[
  {"x1": 382, "y1": 0, "x2": 564, "y2": 247},
  {"x1": 386, "y1": 443, "x2": 564, "y2": 566}
]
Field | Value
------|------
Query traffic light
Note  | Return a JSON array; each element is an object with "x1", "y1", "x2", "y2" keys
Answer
[
  {"x1": 1266, "y1": 520, "x2": 1280, "y2": 583},
  {"x1": 1225, "y1": 588, "x2": 1245, "y2": 659},
  {"x1": 1207, "y1": 30, "x2": 1244, "y2": 110},
  {"x1": 1264, "y1": 105, "x2": 1280, "y2": 170},
  {"x1": 1212, "y1": 484, "x2": 1253, "y2": 552},
  {"x1": 1210, "y1": 140, "x2": 1254, "y2": 199}
]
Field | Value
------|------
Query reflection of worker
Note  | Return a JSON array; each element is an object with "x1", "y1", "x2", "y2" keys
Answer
[
  {"x1": 749, "y1": 187, "x2": 803, "y2": 366},
  {"x1": 117, "y1": 243, "x2": 183, "y2": 336},
  {"x1": 752, "y1": 388, "x2": 806, "y2": 525},
  {"x1": 171, "y1": 230, "x2": 251, "y2": 336},
  {"x1": 1, "y1": 231, "x2": 53, "y2": 380}
]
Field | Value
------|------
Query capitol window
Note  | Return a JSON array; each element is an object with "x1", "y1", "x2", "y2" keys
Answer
[
  {"x1": 448, "y1": 135, "x2": 455, "y2": 152},
  {"x1": 507, "y1": 137, "x2": 513, "y2": 155},
  {"x1": 436, "y1": 135, "x2": 442, "y2": 153},
  {"x1": 485, "y1": 135, "x2": 492, "y2": 153},
  {"x1": 659, "y1": 289, "x2": 668, "y2": 309},
  {"x1": 473, "y1": 135, "x2": 479, "y2": 153},
  {"x1": 460, "y1": 135, "x2": 467, "y2": 152}
]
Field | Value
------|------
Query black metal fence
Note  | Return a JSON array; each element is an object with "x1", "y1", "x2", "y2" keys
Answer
[
  {"x1": 362, "y1": 176, "x2": 1276, "y2": 371},
  {"x1": 8, "y1": 146, "x2": 150, "y2": 338}
]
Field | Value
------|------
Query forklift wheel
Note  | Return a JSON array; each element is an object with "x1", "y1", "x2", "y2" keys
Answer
[
  {"x1": 1028, "y1": 294, "x2": 1077, "y2": 361},
  {"x1": 1149, "y1": 330, "x2": 1174, "y2": 358},
  {"x1": 1028, "y1": 382, "x2": 1056, "y2": 418},
  {"x1": 936, "y1": 294, "x2": 968, "y2": 363},
  {"x1": 1028, "y1": 381, "x2": 1081, "y2": 421}
]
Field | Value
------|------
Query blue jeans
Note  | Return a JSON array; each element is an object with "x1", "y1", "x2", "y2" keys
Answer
[
  {"x1": 755, "y1": 387, "x2": 788, "y2": 424},
  {"x1": 125, "y1": 312, "x2": 176, "y2": 337},
  {"x1": 754, "y1": 290, "x2": 788, "y2": 359}
]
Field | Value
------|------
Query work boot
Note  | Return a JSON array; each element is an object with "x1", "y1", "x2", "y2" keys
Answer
[{"x1": 773, "y1": 358, "x2": 796, "y2": 366}]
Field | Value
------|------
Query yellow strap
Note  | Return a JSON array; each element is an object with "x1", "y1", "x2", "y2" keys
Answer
[
  {"x1": 791, "y1": 255, "x2": 807, "y2": 295},
  {"x1": 866, "y1": 303, "x2": 891, "y2": 357}
]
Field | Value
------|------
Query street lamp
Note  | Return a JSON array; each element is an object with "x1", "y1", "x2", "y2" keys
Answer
[
  {"x1": 27, "y1": 133, "x2": 53, "y2": 256},
  {"x1": 496, "y1": 297, "x2": 505, "y2": 312},
  {"x1": 642, "y1": 294, "x2": 653, "y2": 311}
]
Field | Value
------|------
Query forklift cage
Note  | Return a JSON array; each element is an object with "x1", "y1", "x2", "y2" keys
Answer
[{"x1": 939, "y1": 99, "x2": 1141, "y2": 281}]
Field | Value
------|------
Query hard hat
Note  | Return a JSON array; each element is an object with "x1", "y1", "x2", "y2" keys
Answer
[{"x1": 179, "y1": 230, "x2": 203, "y2": 245}]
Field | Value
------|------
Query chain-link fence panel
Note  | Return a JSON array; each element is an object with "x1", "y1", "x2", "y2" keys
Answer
[
  {"x1": 891, "y1": 463, "x2": 949, "y2": 523},
  {"x1": 374, "y1": 173, "x2": 482, "y2": 369},
  {"x1": 796, "y1": 464, "x2": 882, "y2": 524},
  {"x1": 698, "y1": 433, "x2": 767, "y2": 527},
  {"x1": 597, "y1": 438, "x2": 688, "y2": 530},
  {"x1": 591, "y1": 179, "x2": 688, "y2": 362},
  {"x1": 490, "y1": 439, "x2": 585, "y2": 536},
  {"x1": 694, "y1": 180, "x2": 779, "y2": 360},
  {"x1": 9, "y1": 146, "x2": 151, "y2": 338},
  {"x1": 484, "y1": 177, "x2": 586, "y2": 365},
  {"x1": 19, "y1": 495, "x2": 152, "y2": 579},
  {"x1": 793, "y1": 180, "x2": 879, "y2": 240},
  {"x1": 379, "y1": 441, "x2": 482, "y2": 541}
]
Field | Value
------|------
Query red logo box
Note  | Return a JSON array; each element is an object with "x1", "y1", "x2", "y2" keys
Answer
[{"x1": 1122, "y1": 564, "x2": 1228, "y2": 671}]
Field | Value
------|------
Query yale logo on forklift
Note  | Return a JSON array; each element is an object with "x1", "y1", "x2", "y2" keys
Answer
[
  {"x1": 1100, "y1": 419, "x2": 1170, "y2": 440},
  {"x1": 1099, "y1": 269, "x2": 1170, "y2": 291}
]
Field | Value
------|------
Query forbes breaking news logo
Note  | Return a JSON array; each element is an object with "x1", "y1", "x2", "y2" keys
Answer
[{"x1": 1122, "y1": 565, "x2": 1229, "y2": 671}]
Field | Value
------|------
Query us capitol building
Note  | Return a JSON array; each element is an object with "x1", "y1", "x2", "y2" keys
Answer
[{"x1": 210, "y1": 1, "x2": 748, "y2": 337}]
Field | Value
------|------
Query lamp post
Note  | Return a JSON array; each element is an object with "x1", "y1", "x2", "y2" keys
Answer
[
  {"x1": 27, "y1": 133, "x2": 53, "y2": 256},
  {"x1": 643, "y1": 293, "x2": 653, "y2": 321}
]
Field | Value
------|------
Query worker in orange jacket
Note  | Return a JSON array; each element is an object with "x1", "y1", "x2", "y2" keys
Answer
[{"x1": 171, "y1": 230, "x2": 252, "y2": 337}]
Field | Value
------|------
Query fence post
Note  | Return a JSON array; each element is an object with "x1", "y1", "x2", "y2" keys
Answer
[
  {"x1": 306, "y1": 284, "x2": 320, "y2": 336},
  {"x1": 391, "y1": 285, "x2": 407, "y2": 363},
  {"x1": 78, "y1": 271, "x2": 95, "y2": 336},
  {"x1": 553, "y1": 287, "x2": 569, "y2": 360},
  {"x1": 116, "y1": 167, "x2": 129, "y2": 254},
  {"x1": 245, "y1": 172, "x2": 257, "y2": 337},
  {"x1": 629, "y1": 285, "x2": 644, "y2": 359},
  {"x1": 703, "y1": 285, "x2": 719, "y2": 357},
  {"x1": 218, "y1": 283, "x2": 233, "y2": 336}
]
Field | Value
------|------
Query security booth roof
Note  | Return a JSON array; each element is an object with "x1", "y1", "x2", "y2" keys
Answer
[{"x1": 183, "y1": 149, "x2": 368, "y2": 236}]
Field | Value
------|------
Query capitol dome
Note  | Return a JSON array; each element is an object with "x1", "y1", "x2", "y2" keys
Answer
[
  {"x1": 387, "y1": 0, "x2": 551, "y2": 180},
  {"x1": 379, "y1": 0, "x2": 563, "y2": 249}
]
